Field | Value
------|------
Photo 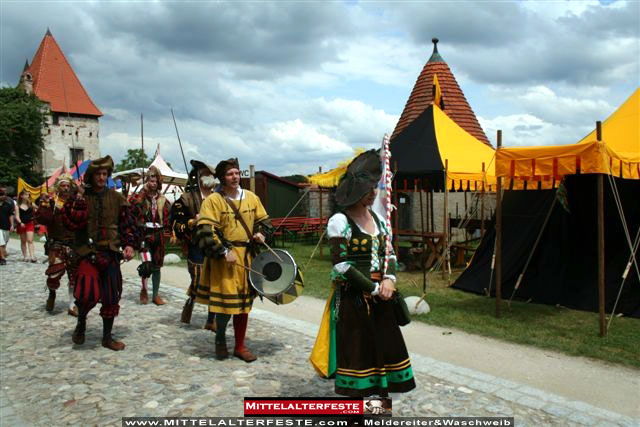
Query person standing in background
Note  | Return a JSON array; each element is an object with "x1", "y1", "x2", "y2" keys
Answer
[
  {"x1": 15, "y1": 189, "x2": 36, "y2": 262},
  {"x1": 0, "y1": 187, "x2": 15, "y2": 265}
]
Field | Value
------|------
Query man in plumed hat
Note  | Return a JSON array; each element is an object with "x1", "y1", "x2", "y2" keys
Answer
[
  {"x1": 36, "y1": 173, "x2": 79, "y2": 315},
  {"x1": 129, "y1": 166, "x2": 170, "y2": 306},
  {"x1": 62, "y1": 155, "x2": 143, "y2": 351},
  {"x1": 171, "y1": 159, "x2": 218, "y2": 326},
  {"x1": 197, "y1": 158, "x2": 272, "y2": 362}
]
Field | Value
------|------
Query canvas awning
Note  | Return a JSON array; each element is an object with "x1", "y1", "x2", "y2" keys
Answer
[{"x1": 496, "y1": 89, "x2": 640, "y2": 189}]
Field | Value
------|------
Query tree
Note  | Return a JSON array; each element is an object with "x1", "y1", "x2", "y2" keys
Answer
[
  {"x1": 115, "y1": 148, "x2": 151, "y2": 172},
  {"x1": 0, "y1": 87, "x2": 47, "y2": 187}
]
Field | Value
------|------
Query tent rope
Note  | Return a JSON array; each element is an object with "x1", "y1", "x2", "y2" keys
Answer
[
  {"x1": 608, "y1": 227, "x2": 640, "y2": 329},
  {"x1": 606, "y1": 173, "x2": 640, "y2": 283},
  {"x1": 507, "y1": 195, "x2": 557, "y2": 307},
  {"x1": 272, "y1": 187, "x2": 312, "y2": 235}
]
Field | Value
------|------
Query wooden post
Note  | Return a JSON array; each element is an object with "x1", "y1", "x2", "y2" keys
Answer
[
  {"x1": 249, "y1": 165, "x2": 256, "y2": 193},
  {"x1": 318, "y1": 166, "x2": 324, "y2": 256},
  {"x1": 429, "y1": 188, "x2": 434, "y2": 233},
  {"x1": 495, "y1": 130, "x2": 503, "y2": 318},
  {"x1": 481, "y1": 162, "x2": 486, "y2": 238},
  {"x1": 596, "y1": 120, "x2": 606, "y2": 336},
  {"x1": 393, "y1": 161, "x2": 399, "y2": 255},
  {"x1": 443, "y1": 159, "x2": 449, "y2": 278},
  {"x1": 464, "y1": 191, "x2": 468, "y2": 241},
  {"x1": 417, "y1": 180, "x2": 426, "y2": 290}
]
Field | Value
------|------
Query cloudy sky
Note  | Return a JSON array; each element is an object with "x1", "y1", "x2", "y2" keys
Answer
[{"x1": 1, "y1": 1, "x2": 638, "y2": 176}]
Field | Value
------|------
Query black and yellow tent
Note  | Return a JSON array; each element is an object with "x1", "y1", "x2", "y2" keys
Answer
[{"x1": 453, "y1": 89, "x2": 640, "y2": 319}]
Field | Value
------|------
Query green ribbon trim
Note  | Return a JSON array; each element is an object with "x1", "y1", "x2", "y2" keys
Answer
[{"x1": 335, "y1": 366, "x2": 414, "y2": 390}]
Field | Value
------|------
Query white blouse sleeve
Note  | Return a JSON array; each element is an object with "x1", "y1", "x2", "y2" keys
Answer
[{"x1": 327, "y1": 213, "x2": 351, "y2": 240}]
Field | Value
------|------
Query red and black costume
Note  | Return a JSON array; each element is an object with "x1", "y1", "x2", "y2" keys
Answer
[
  {"x1": 63, "y1": 156, "x2": 143, "y2": 351},
  {"x1": 36, "y1": 181, "x2": 78, "y2": 315},
  {"x1": 129, "y1": 175, "x2": 170, "y2": 306}
]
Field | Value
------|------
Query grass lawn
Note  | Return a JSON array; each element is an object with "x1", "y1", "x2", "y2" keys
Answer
[{"x1": 274, "y1": 240, "x2": 640, "y2": 370}]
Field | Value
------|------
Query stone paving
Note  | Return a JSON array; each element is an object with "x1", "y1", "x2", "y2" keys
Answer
[{"x1": 0, "y1": 249, "x2": 638, "y2": 427}]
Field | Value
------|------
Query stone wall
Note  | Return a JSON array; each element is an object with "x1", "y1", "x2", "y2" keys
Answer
[{"x1": 40, "y1": 113, "x2": 100, "y2": 176}]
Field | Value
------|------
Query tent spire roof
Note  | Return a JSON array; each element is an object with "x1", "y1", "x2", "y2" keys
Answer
[
  {"x1": 22, "y1": 59, "x2": 30, "y2": 72},
  {"x1": 391, "y1": 38, "x2": 490, "y2": 145},
  {"x1": 428, "y1": 38, "x2": 445, "y2": 63},
  {"x1": 24, "y1": 29, "x2": 102, "y2": 116}
]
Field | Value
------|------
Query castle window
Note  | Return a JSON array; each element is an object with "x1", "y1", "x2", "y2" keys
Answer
[
  {"x1": 70, "y1": 148, "x2": 84, "y2": 167},
  {"x1": 89, "y1": 132, "x2": 92, "y2": 137},
  {"x1": 47, "y1": 128, "x2": 51, "y2": 135},
  {"x1": 75, "y1": 130, "x2": 79, "y2": 137},
  {"x1": 62, "y1": 129, "x2": 65, "y2": 136},
  {"x1": 52, "y1": 114, "x2": 59, "y2": 125}
]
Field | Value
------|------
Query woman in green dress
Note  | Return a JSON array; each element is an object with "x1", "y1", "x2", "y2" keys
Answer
[{"x1": 310, "y1": 150, "x2": 415, "y2": 397}]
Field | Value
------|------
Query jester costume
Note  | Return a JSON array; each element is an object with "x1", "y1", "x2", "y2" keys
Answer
[
  {"x1": 129, "y1": 166, "x2": 170, "y2": 306},
  {"x1": 171, "y1": 160, "x2": 214, "y2": 325},
  {"x1": 196, "y1": 158, "x2": 272, "y2": 362},
  {"x1": 63, "y1": 156, "x2": 143, "y2": 351},
  {"x1": 310, "y1": 149, "x2": 415, "y2": 397},
  {"x1": 36, "y1": 174, "x2": 78, "y2": 315}
]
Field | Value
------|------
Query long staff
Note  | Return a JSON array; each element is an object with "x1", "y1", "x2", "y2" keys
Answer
[{"x1": 171, "y1": 108, "x2": 200, "y2": 212}]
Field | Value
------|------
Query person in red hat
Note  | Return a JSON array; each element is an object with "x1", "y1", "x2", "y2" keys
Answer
[{"x1": 63, "y1": 155, "x2": 143, "y2": 351}]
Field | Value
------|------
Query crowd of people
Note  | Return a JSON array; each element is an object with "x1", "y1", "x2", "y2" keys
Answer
[{"x1": 1, "y1": 150, "x2": 415, "y2": 398}]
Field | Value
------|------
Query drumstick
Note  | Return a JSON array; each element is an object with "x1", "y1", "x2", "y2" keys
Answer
[
  {"x1": 234, "y1": 262, "x2": 266, "y2": 278},
  {"x1": 261, "y1": 240, "x2": 283, "y2": 262}
]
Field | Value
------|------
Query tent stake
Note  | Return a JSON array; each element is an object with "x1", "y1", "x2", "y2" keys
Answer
[{"x1": 495, "y1": 130, "x2": 503, "y2": 318}]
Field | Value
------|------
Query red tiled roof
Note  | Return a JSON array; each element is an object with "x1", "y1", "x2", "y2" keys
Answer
[
  {"x1": 25, "y1": 30, "x2": 102, "y2": 117},
  {"x1": 392, "y1": 41, "x2": 490, "y2": 146}
]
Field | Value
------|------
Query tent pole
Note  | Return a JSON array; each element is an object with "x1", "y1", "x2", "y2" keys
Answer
[
  {"x1": 596, "y1": 121, "x2": 607, "y2": 337},
  {"x1": 319, "y1": 166, "x2": 323, "y2": 257},
  {"x1": 481, "y1": 162, "x2": 485, "y2": 238},
  {"x1": 417, "y1": 179, "x2": 426, "y2": 291},
  {"x1": 430, "y1": 187, "x2": 434, "y2": 233},
  {"x1": 250, "y1": 165, "x2": 256, "y2": 193},
  {"x1": 443, "y1": 159, "x2": 449, "y2": 279},
  {"x1": 495, "y1": 130, "x2": 503, "y2": 318},
  {"x1": 393, "y1": 161, "x2": 399, "y2": 256}
]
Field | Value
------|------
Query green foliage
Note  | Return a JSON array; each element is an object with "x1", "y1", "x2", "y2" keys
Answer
[
  {"x1": 115, "y1": 148, "x2": 151, "y2": 172},
  {"x1": 0, "y1": 87, "x2": 47, "y2": 187}
]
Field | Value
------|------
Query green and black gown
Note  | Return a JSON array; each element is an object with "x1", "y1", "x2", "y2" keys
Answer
[{"x1": 310, "y1": 210, "x2": 415, "y2": 397}]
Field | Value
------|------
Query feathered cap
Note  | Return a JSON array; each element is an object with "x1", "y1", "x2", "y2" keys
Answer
[
  {"x1": 214, "y1": 158, "x2": 240, "y2": 180},
  {"x1": 54, "y1": 173, "x2": 77, "y2": 192},
  {"x1": 145, "y1": 165, "x2": 163, "y2": 186},
  {"x1": 335, "y1": 149, "x2": 381, "y2": 208},
  {"x1": 84, "y1": 155, "x2": 114, "y2": 184}
]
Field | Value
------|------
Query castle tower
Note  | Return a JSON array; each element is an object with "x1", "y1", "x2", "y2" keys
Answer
[
  {"x1": 392, "y1": 38, "x2": 490, "y2": 146},
  {"x1": 19, "y1": 29, "x2": 102, "y2": 176}
]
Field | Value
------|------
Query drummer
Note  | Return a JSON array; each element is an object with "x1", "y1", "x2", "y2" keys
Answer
[{"x1": 196, "y1": 158, "x2": 272, "y2": 362}]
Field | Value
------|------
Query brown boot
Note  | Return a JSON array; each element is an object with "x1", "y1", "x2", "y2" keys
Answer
[
  {"x1": 140, "y1": 288, "x2": 149, "y2": 304},
  {"x1": 180, "y1": 300, "x2": 194, "y2": 324},
  {"x1": 233, "y1": 347, "x2": 257, "y2": 363},
  {"x1": 215, "y1": 342, "x2": 229, "y2": 360},
  {"x1": 72, "y1": 318, "x2": 86, "y2": 345},
  {"x1": 102, "y1": 336, "x2": 126, "y2": 351},
  {"x1": 203, "y1": 320, "x2": 217, "y2": 332},
  {"x1": 101, "y1": 318, "x2": 125, "y2": 351},
  {"x1": 152, "y1": 295, "x2": 166, "y2": 306},
  {"x1": 67, "y1": 306, "x2": 78, "y2": 317},
  {"x1": 46, "y1": 290, "x2": 56, "y2": 312}
]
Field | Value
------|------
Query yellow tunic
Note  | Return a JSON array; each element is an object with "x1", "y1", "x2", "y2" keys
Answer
[{"x1": 197, "y1": 189, "x2": 268, "y2": 314}]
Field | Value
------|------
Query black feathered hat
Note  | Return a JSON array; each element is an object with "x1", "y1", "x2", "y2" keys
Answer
[{"x1": 334, "y1": 149, "x2": 381, "y2": 208}]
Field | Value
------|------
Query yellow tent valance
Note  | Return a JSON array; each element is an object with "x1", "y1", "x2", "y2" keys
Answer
[
  {"x1": 496, "y1": 88, "x2": 640, "y2": 189},
  {"x1": 308, "y1": 149, "x2": 364, "y2": 187}
]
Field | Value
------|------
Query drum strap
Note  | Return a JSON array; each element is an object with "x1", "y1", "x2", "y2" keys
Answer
[
  {"x1": 222, "y1": 196, "x2": 253, "y2": 242},
  {"x1": 222, "y1": 196, "x2": 256, "y2": 288}
]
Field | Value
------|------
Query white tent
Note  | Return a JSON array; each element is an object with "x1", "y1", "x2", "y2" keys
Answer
[{"x1": 113, "y1": 150, "x2": 188, "y2": 203}]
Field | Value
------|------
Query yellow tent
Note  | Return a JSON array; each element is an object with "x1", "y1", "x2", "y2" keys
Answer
[
  {"x1": 496, "y1": 89, "x2": 640, "y2": 189},
  {"x1": 311, "y1": 103, "x2": 497, "y2": 191}
]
